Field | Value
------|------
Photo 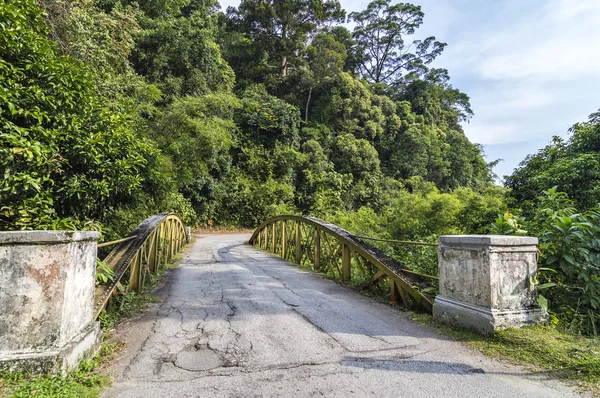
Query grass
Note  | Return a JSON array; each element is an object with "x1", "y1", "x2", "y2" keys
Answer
[
  {"x1": 0, "y1": 342, "x2": 123, "y2": 398},
  {"x1": 406, "y1": 312, "x2": 600, "y2": 395}
]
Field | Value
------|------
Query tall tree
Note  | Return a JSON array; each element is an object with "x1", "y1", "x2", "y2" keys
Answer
[
  {"x1": 400, "y1": 68, "x2": 473, "y2": 124},
  {"x1": 350, "y1": 0, "x2": 445, "y2": 84},
  {"x1": 304, "y1": 31, "x2": 347, "y2": 120},
  {"x1": 227, "y1": 0, "x2": 345, "y2": 77}
]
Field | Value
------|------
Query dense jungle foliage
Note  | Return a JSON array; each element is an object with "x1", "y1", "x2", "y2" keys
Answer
[{"x1": 1, "y1": 0, "x2": 598, "y2": 335}]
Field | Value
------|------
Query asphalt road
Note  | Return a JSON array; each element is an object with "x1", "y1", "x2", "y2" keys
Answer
[{"x1": 102, "y1": 233, "x2": 579, "y2": 398}]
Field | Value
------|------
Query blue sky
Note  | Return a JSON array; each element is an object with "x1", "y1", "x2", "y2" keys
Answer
[{"x1": 219, "y1": 0, "x2": 600, "y2": 181}]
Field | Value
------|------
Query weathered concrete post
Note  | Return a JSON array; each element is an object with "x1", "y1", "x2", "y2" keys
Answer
[
  {"x1": 0, "y1": 231, "x2": 102, "y2": 374},
  {"x1": 433, "y1": 235, "x2": 548, "y2": 334}
]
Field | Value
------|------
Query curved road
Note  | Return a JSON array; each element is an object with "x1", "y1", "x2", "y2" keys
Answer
[{"x1": 103, "y1": 234, "x2": 578, "y2": 398}]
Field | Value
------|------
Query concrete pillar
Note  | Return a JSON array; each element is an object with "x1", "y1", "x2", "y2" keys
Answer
[
  {"x1": 433, "y1": 235, "x2": 548, "y2": 334},
  {"x1": 0, "y1": 231, "x2": 102, "y2": 374}
]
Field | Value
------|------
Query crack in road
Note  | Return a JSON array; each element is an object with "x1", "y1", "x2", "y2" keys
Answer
[{"x1": 103, "y1": 235, "x2": 579, "y2": 398}]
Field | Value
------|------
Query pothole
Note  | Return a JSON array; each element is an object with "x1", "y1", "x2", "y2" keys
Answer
[{"x1": 174, "y1": 343, "x2": 223, "y2": 371}]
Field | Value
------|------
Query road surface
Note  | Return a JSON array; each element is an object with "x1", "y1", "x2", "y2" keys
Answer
[{"x1": 102, "y1": 233, "x2": 578, "y2": 398}]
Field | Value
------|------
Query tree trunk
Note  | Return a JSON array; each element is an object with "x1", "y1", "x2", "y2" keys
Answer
[
  {"x1": 281, "y1": 55, "x2": 287, "y2": 77},
  {"x1": 305, "y1": 86, "x2": 312, "y2": 122}
]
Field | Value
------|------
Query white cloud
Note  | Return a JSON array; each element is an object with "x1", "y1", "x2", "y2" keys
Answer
[
  {"x1": 464, "y1": 122, "x2": 522, "y2": 146},
  {"x1": 422, "y1": 0, "x2": 600, "y2": 154},
  {"x1": 445, "y1": 0, "x2": 600, "y2": 82}
]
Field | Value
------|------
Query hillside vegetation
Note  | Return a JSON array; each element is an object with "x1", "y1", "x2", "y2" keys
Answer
[{"x1": 1, "y1": 0, "x2": 598, "y2": 335}]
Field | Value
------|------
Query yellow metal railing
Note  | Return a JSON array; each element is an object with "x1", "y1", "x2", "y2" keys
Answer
[
  {"x1": 249, "y1": 215, "x2": 435, "y2": 312},
  {"x1": 93, "y1": 213, "x2": 187, "y2": 319}
]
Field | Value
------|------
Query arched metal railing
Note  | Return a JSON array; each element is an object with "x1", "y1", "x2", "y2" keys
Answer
[
  {"x1": 249, "y1": 215, "x2": 435, "y2": 312},
  {"x1": 93, "y1": 213, "x2": 187, "y2": 319}
]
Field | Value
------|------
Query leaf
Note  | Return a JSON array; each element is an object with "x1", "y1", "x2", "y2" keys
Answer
[
  {"x1": 537, "y1": 282, "x2": 557, "y2": 290},
  {"x1": 537, "y1": 294, "x2": 548, "y2": 312}
]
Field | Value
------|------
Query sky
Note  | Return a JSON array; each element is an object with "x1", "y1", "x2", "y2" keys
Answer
[{"x1": 219, "y1": 0, "x2": 600, "y2": 181}]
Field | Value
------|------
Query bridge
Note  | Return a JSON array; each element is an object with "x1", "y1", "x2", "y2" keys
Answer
[{"x1": 0, "y1": 215, "x2": 576, "y2": 396}]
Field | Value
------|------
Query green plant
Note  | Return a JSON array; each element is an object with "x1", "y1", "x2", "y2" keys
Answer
[
  {"x1": 95, "y1": 259, "x2": 115, "y2": 285},
  {"x1": 490, "y1": 212, "x2": 528, "y2": 235},
  {"x1": 534, "y1": 190, "x2": 600, "y2": 336},
  {"x1": 0, "y1": 342, "x2": 117, "y2": 398},
  {"x1": 500, "y1": 188, "x2": 600, "y2": 336}
]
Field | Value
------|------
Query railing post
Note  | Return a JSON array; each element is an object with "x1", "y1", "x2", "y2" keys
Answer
[
  {"x1": 390, "y1": 277, "x2": 409, "y2": 307},
  {"x1": 281, "y1": 221, "x2": 287, "y2": 259},
  {"x1": 129, "y1": 252, "x2": 141, "y2": 292},
  {"x1": 173, "y1": 221, "x2": 178, "y2": 255},
  {"x1": 342, "y1": 243, "x2": 350, "y2": 281},
  {"x1": 148, "y1": 230, "x2": 157, "y2": 273},
  {"x1": 313, "y1": 228, "x2": 321, "y2": 271},
  {"x1": 169, "y1": 220, "x2": 176, "y2": 260},
  {"x1": 173, "y1": 224, "x2": 178, "y2": 255},
  {"x1": 272, "y1": 222, "x2": 277, "y2": 254},
  {"x1": 159, "y1": 222, "x2": 166, "y2": 265},
  {"x1": 295, "y1": 222, "x2": 302, "y2": 264},
  {"x1": 165, "y1": 220, "x2": 171, "y2": 261}
]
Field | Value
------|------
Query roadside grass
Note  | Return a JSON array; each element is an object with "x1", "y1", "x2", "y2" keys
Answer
[
  {"x1": 0, "y1": 255, "x2": 182, "y2": 398},
  {"x1": 406, "y1": 312, "x2": 600, "y2": 395},
  {"x1": 0, "y1": 342, "x2": 121, "y2": 398}
]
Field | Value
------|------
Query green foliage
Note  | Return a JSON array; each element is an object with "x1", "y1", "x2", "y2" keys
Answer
[
  {"x1": 226, "y1": 0, "x2": 345, "y2": 79},
  {"x1": 236, "y1": 86, "x2": 301, "y2": 148},
  {"x1": 0, "y1": 341, "x2": 122, "y2": 398},
  {"x1": 350, "y1": 0, "x2": 446, "y2": 84},
  {"x1": 95, "y1": 259, "x2": 114, "y2": 285},
  {"x1": 131, "y1": 2, "x2": 234, "y2": 98},
  {"x1": 2, "y1": 0, "x2": 499, "y2": 235},
  {"x1": 0, "y1": 0, "x2": 153, "y2": 230},
  {"x1": 497, "y1": 187, "x2": 600, "y2": 336},
  {"x1": 331, "y1": 133, "x2": 380, "y2": 180},
  {"x1": 491, "y1": 212, "x2": 528, "y2": 236},
  {"x1": 0, "y1": 368, "x2": 106, "y2": 398},
  {"x1": 219, "y1": 169, "x2": 296, "y2": 226},
  {"x1": 533, "y1": 189, "x2": 600, "y2": 335},
  {"x1": 499, "y1": 109, "x2": 600, "y2": 336},
  {"x1": 329, "y1": 182, "x2": 507, "y2": 275},
  {"x1": 151, "y1": 95, "x2": 235, "y2": 187},
  {"x1": 506, "y1": 110, "x2": 600, "y2": 214}
]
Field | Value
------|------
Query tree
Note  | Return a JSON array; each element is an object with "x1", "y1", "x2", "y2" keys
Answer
[
  {"x1": 235, "y1": 86, "x2": 301, "y2": 148},
  {"x1": 400, "y1": 68, "x2": 473, "y2": 124},
  {"x1": 131, "y1": 1, "x2": 234, "y2": 98},
  {"x1": 303, "y1": 31, "x2": 347, "y2": 120},
  {"x1": 0, "y1": 0, "x2": 154, "y2": 229},
  {"x1": 227, "y1": 0, "x2": 345, "y2": 77},
  {"x1": 350, "y1": 0, "x2": 446, "y2": 85},
  {"x1": 506, "y1": 109, "x2": 600, "y2": 215},
  {"x1": 331, "y1": 133, "x2": 380, "y2": 180}
]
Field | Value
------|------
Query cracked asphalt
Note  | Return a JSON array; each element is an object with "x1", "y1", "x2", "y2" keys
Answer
[{"x1": 102, "y1": 234, "x2": 579, "y2": 398}]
